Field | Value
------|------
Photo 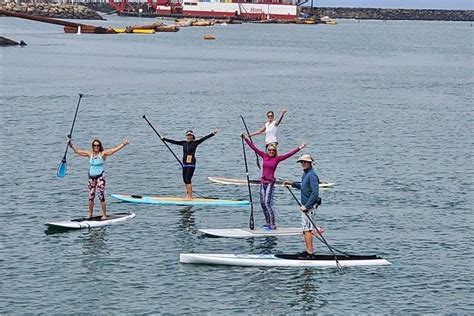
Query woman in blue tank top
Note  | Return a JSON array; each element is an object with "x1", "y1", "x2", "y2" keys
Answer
[{"x1": 68, "y1": 137, "x2": 129, "y2": 220}]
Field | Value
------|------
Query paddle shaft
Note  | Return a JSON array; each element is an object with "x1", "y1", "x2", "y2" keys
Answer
[
  {"x1": 240, "y1": 115, "x2": 261, "y2": 169},
  {"x1": 241, "y1": 137, "x2": 255, "y2": 230},
  {"x1": 286, "y1": 186, "x2": 343, "y2": 271},
  {"x1": 142, "y1": 115, "x2": 210, "y2": 200},
  {"x1": 62, "y1": 93, "x2": 83, "y2": 161},
  {"x1": 142, "y1": 115, "x2": 183, "y2": 167}
]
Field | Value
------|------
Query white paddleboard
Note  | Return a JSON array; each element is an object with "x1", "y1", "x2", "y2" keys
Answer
[
  {"x1": 198, "y1": 227, "x2": 325, "y2": 238},
  {"x1": 180, "y1": 253, "x2": 391, "y2": 268},
  {"x1": 45, "y1": 212, "x2": 136, "y2": 230},
  {"x1": 208, "y1": 176, "x2": 335, "y2": 188}
]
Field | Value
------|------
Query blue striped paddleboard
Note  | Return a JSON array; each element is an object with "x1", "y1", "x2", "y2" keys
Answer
[{"x1": 111, "y1": 194, "x2": 250, "y2": 207}]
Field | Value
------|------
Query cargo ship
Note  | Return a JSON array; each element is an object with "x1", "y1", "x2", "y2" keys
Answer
[
  {"x1": 161, "y1": 0, "x2": 298, "y2": 20},
  {"x1": 148, "y1": 0, "x2": 300, "y2": 20}
]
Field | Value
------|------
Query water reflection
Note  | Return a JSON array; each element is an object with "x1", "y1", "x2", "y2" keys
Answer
[
  {"x1": 247, "y1": 237, "x2": 278, "y2": 253},
  {"x1": 44, "y1": 226, "x2": 72, "y2": 235},
  {"x1": 289, "y1": 269, "x2": 327, "y2": 312},
  {"x1": 178, "y1": 206, "x2": 195, "y2": 231},
  {"x1": 80, "y1": 228, "x2": 110, "y2": 273}
]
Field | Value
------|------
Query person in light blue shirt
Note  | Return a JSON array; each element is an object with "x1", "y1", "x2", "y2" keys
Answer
[
  {"x1": 68, "y1": 138, "x2": 129, "y2": 220},
  {"x1": 284, "y1": 153, "x2": 320, "y2": 258}
]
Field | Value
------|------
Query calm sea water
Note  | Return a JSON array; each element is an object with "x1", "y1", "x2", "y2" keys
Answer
[{"x1": 1, "y1": 15, "x2": 473, "y2": 314}]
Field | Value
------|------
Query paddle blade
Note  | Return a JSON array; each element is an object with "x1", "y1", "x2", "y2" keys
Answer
[{"x1": 57, "y1": 161, "x2": 67, "y2": 178}]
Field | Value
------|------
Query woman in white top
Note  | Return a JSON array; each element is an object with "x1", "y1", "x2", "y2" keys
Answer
[{"x1": 249, "y1": 109, "x2": 287, "y2": 147}]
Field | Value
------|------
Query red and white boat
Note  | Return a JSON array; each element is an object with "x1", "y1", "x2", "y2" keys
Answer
[{"x1": 151, "y1": 0, "x2": 299, "y2": 20}]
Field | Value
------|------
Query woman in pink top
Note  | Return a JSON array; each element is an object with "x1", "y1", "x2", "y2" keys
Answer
[{"x1": 241, "y1": 134, "x2": 306, "y2": 230}]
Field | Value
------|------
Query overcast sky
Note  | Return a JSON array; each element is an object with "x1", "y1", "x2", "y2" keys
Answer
[{"x1": 313, "y1": 0, "x2": 473, "y2": 10}]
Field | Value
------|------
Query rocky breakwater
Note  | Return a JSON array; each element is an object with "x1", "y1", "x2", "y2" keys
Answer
[
  {"x1": 0, "y1": 36, "x2": 27, "y2": 46},
  {"x1": 0, "y1": 2, "x2": 103, "y2": 20},
  {"x1": 302, "y1": 7, "x2": 473, "y2": 22}
]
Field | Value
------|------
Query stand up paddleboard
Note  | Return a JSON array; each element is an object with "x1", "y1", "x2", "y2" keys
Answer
[
  {"x1": 208, "y1": 176, "x2": 335, "y2": 188},
  {"x1": 45, "y1": 212, "x2": 136, "y2": 230},
  {"x1": 111, "y1": 194, "x2": 249, "y2": 207},
  {"x1": 198, "y1": 227, "x2": 325, "y2": 238},
  {"x1": 180, "y1": 253, "x2": 391, "y2": 268}
]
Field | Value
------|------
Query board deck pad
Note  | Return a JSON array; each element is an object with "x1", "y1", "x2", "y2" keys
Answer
[
  {"x1": 111, "y1": 194, "x2": 249, "y2": 206},
  {"x1": 208, "y1": 176, "x2": 334, "y2": 188}
]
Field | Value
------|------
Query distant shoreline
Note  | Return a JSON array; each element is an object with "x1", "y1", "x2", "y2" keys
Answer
[
  {"x1": 110, "y1": 5, "x2": 474, "y2": 22},
  {"x1": 1, "y1": 2, "x2": 472, "y2": 22},
  {"x1": 302, "y1": 7, "x2": 473, "y2": 22}
]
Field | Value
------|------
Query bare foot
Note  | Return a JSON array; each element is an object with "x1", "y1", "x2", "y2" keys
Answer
[
  {"x1": 101, "y1": 216, "x2": 107, "y2": 220},
  {"x1": 184, "y1": 195, "x2": 193, "y2": 200}
]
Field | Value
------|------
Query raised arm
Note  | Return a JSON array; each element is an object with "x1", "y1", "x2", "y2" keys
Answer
[
  {"x1": 277, "y1": 142, "x2": 306, "y2": 162},
  {"x1": 103, "y1": 139, "x2": 129, "y2": 158},
  {"x1": 68, "y1": 139, "x2": 90, "y2": 158},
  {"x1": 275, "y1": 109, "x2": 287, "y2": 127},
  {"x1": 242, "y1": 134, "x2": 265, "y2": 158},
  {"x1": 248, "y1": 125, "x2": 266, "y2": 138},
  {"x1": 162, "y1": 137, "x2": 183, "y2": 146},
  {"x1": 196, "y1": 129, "x2": 218, "y2": 145}
]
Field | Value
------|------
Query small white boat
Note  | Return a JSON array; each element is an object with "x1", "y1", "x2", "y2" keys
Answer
[
  {"x1": 180, "y1": 253, "x2": 391, "y2": 268},
  {"x1": 45, "y1": 212, "x2": 136, "y2": 230}
]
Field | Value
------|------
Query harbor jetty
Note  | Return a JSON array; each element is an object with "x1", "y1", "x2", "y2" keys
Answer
[
  {"x1": 0, "y1": 2, "x2": 103, "y2": 20},
  {"x1": 302, "y1": 7, "x2": 473, "y2": 22},
  {"x1": 0, "y1": 36, "x2": 27, "y2": 46}
]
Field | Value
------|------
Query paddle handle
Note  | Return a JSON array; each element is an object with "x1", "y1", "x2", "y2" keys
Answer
[
  {"x1": 240, "y1": 115, "x2": 261, "y2": 170},
  {"x1": 68, "y1": 93, "x2": 83, "y2": 138},
  {"x1": 142, "y1": 115, "x2": 183, "y2": 168},
  {"x1": 62, "y1": 93, "x2": 83, "y2": 159}
]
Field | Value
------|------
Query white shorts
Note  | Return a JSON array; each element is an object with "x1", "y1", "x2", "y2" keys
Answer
[{"x1": 301, "y1": 209, "x2": 316, "y2": 232}]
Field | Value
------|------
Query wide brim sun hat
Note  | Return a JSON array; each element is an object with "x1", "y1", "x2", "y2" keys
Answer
[{"x1": 297, "y1": 154, "x2": 315, "y2": 163}]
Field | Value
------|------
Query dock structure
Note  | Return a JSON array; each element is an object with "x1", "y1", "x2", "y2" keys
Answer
[
  {"x1": 0, "y1": 7, "x2": 180, "y2": 33},
  {"x1": 0, "y1": 8, "x2": 115, "y2": 33}
]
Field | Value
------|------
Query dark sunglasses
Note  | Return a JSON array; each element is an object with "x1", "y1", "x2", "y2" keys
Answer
[{"x1": 93, "y1": 144, "x2": 100, "y2": 147}]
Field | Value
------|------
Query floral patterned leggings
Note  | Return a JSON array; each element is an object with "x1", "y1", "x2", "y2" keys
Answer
[{"x1": 88, "y1": 175, "x2": 105, "y2": 202}]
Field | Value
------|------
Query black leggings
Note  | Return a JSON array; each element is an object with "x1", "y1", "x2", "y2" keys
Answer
[{"x1": 182, "y1": 166, "x2": 195, "y2": 184}]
